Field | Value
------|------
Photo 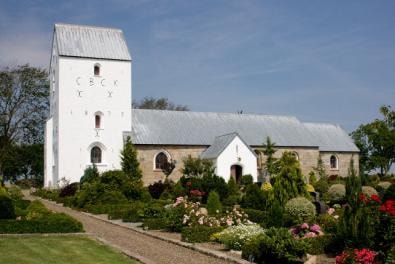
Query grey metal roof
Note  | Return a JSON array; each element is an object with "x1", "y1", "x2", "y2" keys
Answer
[
  {"x1": 54, "y1": 23, "x2": 131, "y2": 61},
  {"x1": 200, "y1": 132, "x2": 257, "y2": 159},
  {"x1": 303, "y1": 123, "x2": 359, "y2": 152},
  {"x1": 130, "y1": 109, "x2": 319, "y2": 147}
]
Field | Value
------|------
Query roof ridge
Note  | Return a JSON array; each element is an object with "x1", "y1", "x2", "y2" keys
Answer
[{"x1": 55, "y1": 23, "x2": 123, "y2": 32}]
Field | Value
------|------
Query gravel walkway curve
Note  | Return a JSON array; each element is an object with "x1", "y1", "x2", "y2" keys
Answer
[{"x1": 25, "y1": 193, "x2": 232, "y2": 264}]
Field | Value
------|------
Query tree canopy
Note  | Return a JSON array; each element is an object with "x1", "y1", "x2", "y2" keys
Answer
[
  {"x1": 0, "y1": 65, "x2": 49, "y2": 183},
  {"x1": 351, "y1": 105, "x2": 395, "y2": 176},
  {"x1": 133, "y1": 97, "x2": 189, "y2": 111}
]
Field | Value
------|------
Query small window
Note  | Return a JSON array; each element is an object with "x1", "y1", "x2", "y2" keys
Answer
[
  {"x1": 91, "y1": 146, "x2": 102, "y2": 164},
  {"x1": 95, "y1": 115, "x2": 101, "y2": 128},
  {"x1": 330, "y1": 155, "x2": 338, "y2": 169},
  {"x1": 155, "y1": 152, "x2": 169, "y2": 170},
  {"x1": 94, "y1": 64, "x2": 100, "y2": 76}
]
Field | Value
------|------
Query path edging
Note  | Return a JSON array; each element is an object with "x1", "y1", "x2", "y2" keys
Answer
[{"x1": 36, "y1": 197, "x2": 250, "y2": 264}]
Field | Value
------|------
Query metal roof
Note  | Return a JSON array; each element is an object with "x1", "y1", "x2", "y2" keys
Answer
[
  {"x1": 303, "y1": 123, "x2": 359, "y2": 152},
  {"x1": 200, "y1": 132, "x2": 257, "y2": 159},
  {"x1": 130, "y1": 109, "x2": 319, "y2": 147},
  {"x1": 54, "y1": 23, "x2": 131, "y2": 61}
]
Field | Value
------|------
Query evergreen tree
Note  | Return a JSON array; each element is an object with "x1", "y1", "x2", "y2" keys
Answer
[
  {"x1": 262, "y1": 137, "x2": 277, "y2": 175},
  {"x1": 227, "y1": 177, "x2": 239, "y2": 195},
  {"x1": 313, "y1": 155, "x2": 327, "y2": 180},
  {"x1": 207, "y1": 191, "x2": 222, "y2": 215},
  {"x1": 271, "y1": 152, "x2": 308, "y2": 205},
  {"x1": 120, "y1": 136, "x2": 142, "y2": 181}
]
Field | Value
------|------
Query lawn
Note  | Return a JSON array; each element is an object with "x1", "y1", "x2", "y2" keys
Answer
[{"x1": 0, "y1": 235, "x2": 137, "y2": 264}]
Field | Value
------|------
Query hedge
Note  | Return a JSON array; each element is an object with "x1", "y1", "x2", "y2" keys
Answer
[
  {"x1": 243, "y1": 208, "x2": 267, "y2": 226},
  {"x1": 142, "y1": 218, "x2": 168, "y2": 230},
  {"x1": 305, "y1": 235, "x2": 335, "y2": 255},
  {"x1": 0, "y1": 213, "x2": 83, "y2": 233},
  {"x1": 181, "y1": 226, "x2": 225, "y2": 243}
]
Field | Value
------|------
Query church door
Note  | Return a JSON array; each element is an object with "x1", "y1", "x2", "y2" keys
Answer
[{"x1": 230, "y1": 165, "x2": 243, "y2": 184}]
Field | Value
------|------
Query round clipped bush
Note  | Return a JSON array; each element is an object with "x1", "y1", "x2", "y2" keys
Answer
[
  {"x1": 284, "y1": 197, "x2": 316, "y2": 224},
  {"x1": 362, "y1": 186, "x2": 378, "y2": 198},
  {"x1": 0, "y1": 195, "x2": 15, "y2": 219},
  {"x1": 327, "y1": 184, "x2": 346, "y2": 202}
]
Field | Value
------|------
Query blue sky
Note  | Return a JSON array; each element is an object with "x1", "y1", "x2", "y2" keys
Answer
[{"x1": 0, "y1": 0, "x2": 394, "y2": 132}]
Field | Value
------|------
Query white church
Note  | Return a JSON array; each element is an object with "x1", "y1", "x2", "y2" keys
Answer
[{"x1": 44, "y1": 24, "x2": 359, "y2": 187}]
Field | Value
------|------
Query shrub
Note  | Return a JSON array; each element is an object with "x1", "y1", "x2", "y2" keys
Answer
[
  {"x1": 26, "y1": 200, "x2": 52, "y2": 220},
  {"x1": 309, "y1": 172, "x2": 317, "y2": 185},
  {"x1": 120, "y1": 136, "x2": 142, "y2": 181},
  {"x1": 181, "y1": 226, "x2": 224, "y2": 243},
  {"x1": 0, "y1": 195, "x2": 15, "y2": 219},
  {"x1": 241, "y1": 184, "x2": 265, "y2": 210},
  {"x1": 143, "y1": 203, "x2": 165, "y2": 219},
  {"x1": 206, "y1": 191, "x2": 222, "y2": 215},
  {"x1": 313, "y1": 178, "x2": 329, "y2": 195},
  {"x1": 317, "y1": 213, "x2": 338, "y2": 234},
  {"x1": 142, "y1": 218, "x2": 168, "y2": 230},
  {"x1": 378, "y1": 181, "x2": 392, "y2": 190},
  {"x1": 228, "y1": 177, "x2": 239, "y2": 195},
  {"x1": 327, "y1": 184, "x2": 346, "y2": 202},
  {"x1": 213, "y1": 224, "x2": 265, "y2": 250},
  {"x1": 0, "y1": 213, "x2": 83, "y2": 233},
  {"x1": 266, "y1": 200, "x2": 284, "y2": 227},
  {"x1": 7, "y1": 186, "x2": 23, "y2": 201},
  {"x1": 383, "y1": 184, "x2": 395, "y2": 200},
  {"x1": 306, "y1": 184, "x2": 315, "y2": 193},
  {"x1": 241, "y1": 175, "x2": 253, "y2": 186},
  {"x1": 243, "y1": 209, "x2": 267, "y2": 225},
  {"x1": 223, "y1": 194, "x2": 240, "y2": 207},
  {"x1": 59, "y1": 182, "x2": 79, "y2": 197},
  {"x1": 305, "y1": 235, "x2": 335, "y2": 255},
  {"x1": 148, "y1": 181, "x2": 169, "y2": 199},
  {"x1": 284, "y1": 197, "x2": 316, "y2": 225},
  {"x1": 261, "y1": 182, "x2": 272, "y2": 192},
  {"x1": 200, "y1": 174, "x2": 229, "y2": 202},
  {"x1": 241, "y1": 227, "x2": 310, "y2": 263},
  {"x1": 80, "y1": 165, "x2": 99, "y2": 184},
  {"x1": 362, "y1": 186, "x2": 378, "y2": 197}
]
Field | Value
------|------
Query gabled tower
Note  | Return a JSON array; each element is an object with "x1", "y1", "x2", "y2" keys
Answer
[{"x1": 44, "y1": 24, "x2": 132, "y2": 187}]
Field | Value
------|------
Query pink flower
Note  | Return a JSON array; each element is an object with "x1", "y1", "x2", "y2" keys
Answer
[
  {"x1": 301, "y1": 223, "x2": 309, "y2": 229},
  {"x1": 327, "y1": 208, "x2": 335, "y2": 215},
  {"x1": 310, "y1": 224, "x2": 321, "y2": 233},
  {"x1": 304, "y1": 232, "x2": 317, "y2": 238}
]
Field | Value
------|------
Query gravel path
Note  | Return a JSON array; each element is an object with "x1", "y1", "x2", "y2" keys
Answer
[{"x1": 25, "y1": 193, "x2": 232, "y2": 264}]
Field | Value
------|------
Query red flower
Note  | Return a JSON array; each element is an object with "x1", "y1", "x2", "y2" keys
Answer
[
  {"x1": 371, "y1": 194, "x2": 381, "y2": 203},
  {"x1": 380, "y1": 200, "x2": 395, "y2": 216},
  {"x1": 359, "y1": 193, "x2": 368, "y2": 203},
  {"x1": 190, "y1": 189, "x2": 204, "y2": 197}
]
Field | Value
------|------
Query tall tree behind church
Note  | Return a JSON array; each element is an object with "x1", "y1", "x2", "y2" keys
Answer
[
  {"x1": 0, "y1": 65, "x2": 49, "y2": 183},
  {"x1": 133, "y1": 97, "x2": 189, "y2": 111}
]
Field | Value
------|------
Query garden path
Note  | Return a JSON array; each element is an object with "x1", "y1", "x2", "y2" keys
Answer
[{"x1": 24, "y1": 192, "x2": 233, "y2": 264}]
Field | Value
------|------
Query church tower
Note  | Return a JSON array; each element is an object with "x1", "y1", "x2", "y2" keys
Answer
[{"x1": 44, "y1": 24, "x2": 132, "y2": 187}]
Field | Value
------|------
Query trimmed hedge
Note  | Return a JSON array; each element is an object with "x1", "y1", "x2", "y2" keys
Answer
[
  {"x1": 305, "y1": 235, "x2": 335, "y2": 255},
  {"x1": 0, "y1": 195, "x2": 15, "y2": 219},
  {"x1": 0, "y1": 213, "x2": 83, "y2": 233},
  {"x1": 142, "y1": 218, "x2": 168, "y2": 230},
  {"x1": 181, "y1": 226, "x2": 225, "y2": 243},
  {"x1": 243, "y1": 209, "x2": 267, "y2": 225}
]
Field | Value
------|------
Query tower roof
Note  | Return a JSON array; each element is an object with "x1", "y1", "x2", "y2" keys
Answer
[{"x1": 54, "y1": 23, "x2": 131, "y2": 61}]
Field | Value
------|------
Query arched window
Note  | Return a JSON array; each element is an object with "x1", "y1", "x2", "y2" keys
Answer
[
  {"x1": 291, "y1": 152, "x2": 299, "y2": 160},
  {"x1": 330, "y1": 155, "x2": 338, "y2": 169},
  {"x1": 155, "y1": 152, "x2": 169, "y2": 170},
  {"x1": 91, "y1": 146, "x2": 102, "y2": 164},
  {"x1": 95, "y1": 115, "x2": 101, "y2": 128},
  {"x1": 94, "y1": 64, "x2": 100, "y2": 76}
]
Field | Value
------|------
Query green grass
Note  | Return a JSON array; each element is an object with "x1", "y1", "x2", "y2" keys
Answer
[{"x1": 0, "y1": 235, "x2": 137, "y2": 264}]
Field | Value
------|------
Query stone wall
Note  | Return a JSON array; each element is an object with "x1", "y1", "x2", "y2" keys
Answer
[
  {"x1": 135, "y1": 144, "x2": 359, "y2": 185},
  {"x1": 135, "y1": 145, "x2": 206, "y2": 185}
]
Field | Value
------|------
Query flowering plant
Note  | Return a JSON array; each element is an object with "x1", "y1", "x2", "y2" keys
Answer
[
  {"x1": 212, "y1": 224, "x2": 265, "y2": 250},
  {"x1": 379, "y1": 199, "x2": 395, "y2": 216},
  {"x1": 336, "y1": 248, "x2": 379, "y2": 264},
  {"x1": 171, "y1": 197, "x2": 250, "y2": 228},
  {"x1": 290, "y1": 223, "x2": 324, "y2": 239}
]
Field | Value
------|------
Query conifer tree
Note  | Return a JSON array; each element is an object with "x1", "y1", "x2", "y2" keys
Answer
[
  {"x1": 120, "y1": 136, "x2": 142, "y2": 181},
  {"x1": 263, "y1": 137, "x2": 277, "y2": 175}
]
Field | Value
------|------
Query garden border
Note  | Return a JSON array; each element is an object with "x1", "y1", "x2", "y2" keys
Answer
[{"x1": 34, "y1": 197, "x2": 250, "y2": 264}]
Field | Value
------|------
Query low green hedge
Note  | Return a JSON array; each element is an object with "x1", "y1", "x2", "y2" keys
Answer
[
  {"x1": 0, "y1": 213, "x2": 83, "y2": 233},
  {"x1": 181, "y1": 226, "x2": 225, "y2": 243},
  {"x1": 243, "y1": 208, "x2": 267, "y2": 226},
  {"x1": 142, "y1": 218, "x2": 168, "y2": 230},
  {"x1": 305, "y1": 235, "x2": 335, "y2": 255}
]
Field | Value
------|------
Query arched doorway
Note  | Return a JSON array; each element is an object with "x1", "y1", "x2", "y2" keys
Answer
[{"x1": 230, "y1": 165, "x2": 243, "y2": 184}]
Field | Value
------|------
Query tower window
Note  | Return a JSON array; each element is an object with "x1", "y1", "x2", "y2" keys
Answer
[
  {"x1": 95, "y1": 115, "x2": 101, "y2": 128},
  {"x1": 155, "y1": 152, "x2": 169, "y2": 170},
  {"x1": 330, "y1": 155, "x2": 338, "y2": 169},
  {"x1": 91, "y1": 146, "x2": 102, "y2": 164},
  {"x1": 94, "y1": 64, "x2": 100, "y2": 76}
]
